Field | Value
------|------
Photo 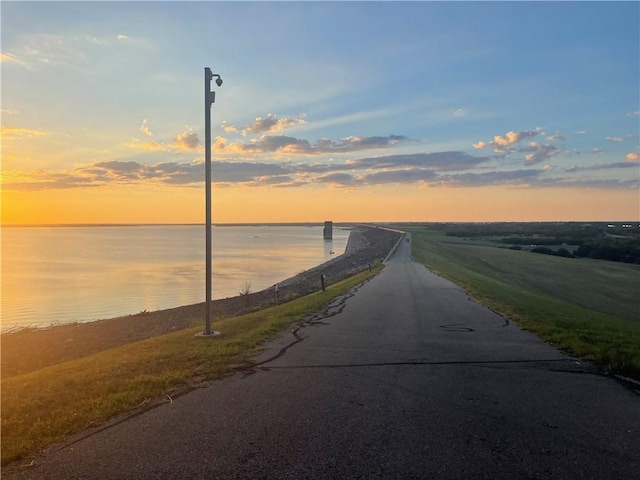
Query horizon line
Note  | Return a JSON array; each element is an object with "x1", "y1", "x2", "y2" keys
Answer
[{"x1": 2, "y1": 220, "x2": 640, "y2": 228}]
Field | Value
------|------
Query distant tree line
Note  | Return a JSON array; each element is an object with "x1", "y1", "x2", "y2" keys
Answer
[
  {"x1": 574, "y1": 240, "x2": 640, "y2": 264},
  {"x1": 531, "y1": 247, "x2": 575, "y2": 258},
  {"x1": 433, "y1": 222, "x2": 640, "y2": 264},
  {"x1": 530, "y1": 240, "x2": 640, "y2": 264}
]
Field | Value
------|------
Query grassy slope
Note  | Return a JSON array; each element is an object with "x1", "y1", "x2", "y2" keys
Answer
[
  {"x1": 1, "y1": 267, "x2": 381, "y2": 466},
  {"x1": 410, "y1": 229, "x2": 640, "y2": 377}
]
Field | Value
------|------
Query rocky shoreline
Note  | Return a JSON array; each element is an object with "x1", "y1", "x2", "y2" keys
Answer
[{"x1": 1, "y1": 225, "x2": 404, "y2": 378}]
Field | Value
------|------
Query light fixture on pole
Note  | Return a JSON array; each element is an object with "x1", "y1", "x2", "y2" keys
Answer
[{"x1": 197, "y1": 67, "x2": 223, "y2": 338}]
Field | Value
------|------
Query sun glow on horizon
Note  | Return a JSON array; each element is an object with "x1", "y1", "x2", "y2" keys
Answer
[{"x1": 3, "y1": 182, "x2": 639, "y2": 226}]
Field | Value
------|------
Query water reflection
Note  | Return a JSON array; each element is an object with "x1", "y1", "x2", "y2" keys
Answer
[{"x1": 1, "y1": 225, "x2": 349, "y2": 330}]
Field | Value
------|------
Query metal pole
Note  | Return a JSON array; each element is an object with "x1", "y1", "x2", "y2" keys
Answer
[
  {"x1": 204, "y1": 67, "x2": 213, "y2": 335},
  {"x1": 198, "y1": 67, "x2": 222, "y2": 338}
]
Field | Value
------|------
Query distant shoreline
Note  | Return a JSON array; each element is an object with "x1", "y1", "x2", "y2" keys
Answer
[
  {"x1": 0, "y1": 222, "x2": 358, "y2": 228},
  {"x1": 3, "y1": 220, "x2": 638, "y2": 229}
]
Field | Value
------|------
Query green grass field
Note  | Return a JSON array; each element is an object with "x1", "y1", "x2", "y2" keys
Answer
[{"x1": 410, "y1": 228, "x2": 640, "y2": 377}]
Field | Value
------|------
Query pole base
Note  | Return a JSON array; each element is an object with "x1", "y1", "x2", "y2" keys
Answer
[{"x1": 195, "y1": 330, "x2": 222, "y2": 338}]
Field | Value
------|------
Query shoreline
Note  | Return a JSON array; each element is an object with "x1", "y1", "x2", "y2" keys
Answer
[{"x1": 1, "y1": 225, "x2": 403, "y2": 378}]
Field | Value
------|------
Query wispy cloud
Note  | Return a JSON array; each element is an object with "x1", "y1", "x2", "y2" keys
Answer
[
  {"x1": 126, "y1": 128, "x2": 201, "y2": 153},
  {"x1": 521, "y1": 142, "x2": 563, "y2": 166},
  {"x1": 139, "y1": 119, "x2": 153, "y2": 138},
  {"x1": 566, "y1": 161, "x2": 639, "y2": 172},
  {"x1": 606, "y1": 136, "x2": 624, "y2": 142},
  {"x1": 126, "y1": 139, "x2": 165, "y2": 151},
  {"x1": 1, "y1": 126, "x2": 48, "y2": 140},
  {"x1": 0, "y1": 52, "x2": 24, "y2": 65},
  {"x1": 4, "y1": 32, "x2": 149, "y2": 70}
]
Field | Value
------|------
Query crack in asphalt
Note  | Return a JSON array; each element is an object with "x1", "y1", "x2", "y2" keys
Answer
[
  {"x1": 233, "y1": 275, "x2": 377, "y2": 377},
  {"x1": 253, "y1": 358, "x2": 587, "y2": 372}
]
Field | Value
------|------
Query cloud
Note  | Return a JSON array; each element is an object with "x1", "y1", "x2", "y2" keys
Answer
[
  {"x1": 473, "y1": 129, "x2": 566, "y2": 165},
  {"x1": 520, "y1": 142, "x2": 563, "y2": 166},
  {"x1": 494, "y1": 130, "x2": 538, "y2": 147},
  {"x1": 171, "y1": 131, "x2": 200, "y2": 151},
  {"x1": 536, "y1": 178, "x2": 639, "y2": 190},
  {"x1": 0, "y1": 168, "x2": 105, "y2": 191},
  {"x1": 244, "y1": 113, "x2": 306, "y2": 134},
  {"x1": 221, "y1": 114, "x2": 306, "y2": 136},
  {"x1": 116, "y1": 34, "x2": 128, "y2": 40},
  {"x1": 627, "y1": 111, "x2": 640, "y2": 117},
  {"x1": 473, "y1": 130, "x2": 538, "y2": 153},
  {"x1": 576, "y1": 131, "x2": 587, "y2": 135},
  {"x1": 626, "y1": 152, "x2": 639, "y2": 162},
  {"x1": 126, "y1": 139, "x2": 165, "y2": 151},
  {"x1": 316, "y1": 173, "x2": 357, "y2": 186},
  {"x1": 216, "y1": 134, "x2": 408, "y2": 156},
  {"x1": 566, "y1": 161, "x2": 640, "y2": 172},
  {"x1": 346, "y1": 151, "x2": 492, "y2": 171},
  {"x1": 1, "y1": 126, "x2": 47, "y2": 140},
  {"x1": 362, "y1": 169, "x2": 438, "y2": 185},
  {"x1": 16, "y1": 33, "x2": 85, "y2": 66},
  {"x1": 592, "y1": 147, "x2": 603, "y2": 154},
  {"x1": 221, "y1": 121, "x2": 238, "y2": 133},
  {"x1": 606, "y1": 136, "x2": 624, "y2": 142},
  {"x1": 438, "y1": 169, "x2": 543, "y2": 187},
  {"x1": 453, "y1": 108, "x2": 466, "y2": 117},
  {"x1": 0, "y1": 53, "x2": 23, "y2": 65},
  {"x1": 546, "y1": 134, "x2": 565, "y2": 142},
  {"x1": 2, "y1": 146, "x2": 634, "y2": 192},
  {"x1": 140, "y1": 119, "x2": 153, "y2": 138}
]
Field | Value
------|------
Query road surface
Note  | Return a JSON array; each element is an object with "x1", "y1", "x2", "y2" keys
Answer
[{"x1": 8, "y1": 234, "x2": 639, "y2": 479}]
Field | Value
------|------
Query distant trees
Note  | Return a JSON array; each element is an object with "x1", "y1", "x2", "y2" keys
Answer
[
  {"x1": 531, "y1": 242, "x2": 640, "y2": 264},
  {"x1": 574, "y1": 241, "x2": 640, "y2": 264},
  {"x1": 434, "y1": 222, "x2": 640, "y2": 265},
  {"x1": 531, "y1": 247, "x2": 575, "y2": 258}
]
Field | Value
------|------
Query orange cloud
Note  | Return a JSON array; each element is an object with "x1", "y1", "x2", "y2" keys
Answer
[
  {"x1": 0, "y1": 52, "x2": 22, "y2": 64},
  {"x1": 626, "y1": 152, "x2": 639, "y2": 162},
  {"x1": 171, "y1": 131, "x2": 200, "y2": 151},
  {"x1": 1, "y1": 126, "x2": 47, "y2": 140},
  {"x1": 139, "y1": 119, "x2": 153, "y2": 137},
  {"x1": 126, "y1": 139, "x2": 165, "y2": 151},
  {"x1": 473, "y1": 130, "x2": 538, "y2": 151}
]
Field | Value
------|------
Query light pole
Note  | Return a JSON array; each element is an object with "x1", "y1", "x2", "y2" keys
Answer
[{"x1": 198, "y1": 67, "x2": 223, "y2": 338}]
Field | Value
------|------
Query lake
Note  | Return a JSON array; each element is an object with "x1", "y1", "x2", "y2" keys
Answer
[{"x1": 1, "y1": 225, "x2": 349, "y2": 331}]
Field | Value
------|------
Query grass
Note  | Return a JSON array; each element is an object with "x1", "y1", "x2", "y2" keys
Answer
[
  {"x1": 409, "y1": 228, "x2": 640, "y2": 377},
  {"x1": 0, "y1": 266, "x2": 382, "y2": 466}
]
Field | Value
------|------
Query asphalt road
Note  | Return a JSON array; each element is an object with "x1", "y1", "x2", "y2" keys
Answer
[{"x1": 8, "y1": 234, "x2": 639, "y2": 479}]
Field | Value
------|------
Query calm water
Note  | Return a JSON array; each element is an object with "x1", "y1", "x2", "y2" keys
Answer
[{"x1": 1, "y1": 225, "x2": 349, "y2": 331}]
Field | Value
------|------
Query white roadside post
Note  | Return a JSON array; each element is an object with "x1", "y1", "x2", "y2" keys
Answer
[{"x1": 198, "y1": 67, "x2": 223, "y2": 338}]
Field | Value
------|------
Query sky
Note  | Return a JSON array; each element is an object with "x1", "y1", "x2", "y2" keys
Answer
[{"x1": 1, "y1": 1, "x2": 639, "y2": 224}]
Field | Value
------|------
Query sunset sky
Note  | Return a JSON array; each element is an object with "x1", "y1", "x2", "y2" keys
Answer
[{"x1": 2, "y1": 1, "x2": 639, "y2": 224}]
